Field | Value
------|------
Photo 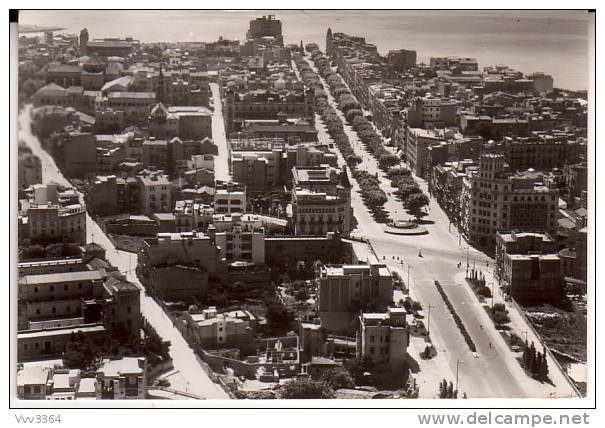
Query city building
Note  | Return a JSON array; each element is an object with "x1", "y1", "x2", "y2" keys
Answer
[
  {"x1": 18, "y1": 145, "x2": 42, "y2": 189},
  {"x1": 17, "y1": 366, "x2": 52, "y2": 400},
  {"x1": 485, "y1": 134, "x2": 586, "y2": 172},
  {"x1": 229, "y1": 138, "x2": 337, "y2": 190},
  {"x1": 495, "y1": 232, "x2": 564, "y2": 301},
  {"x1": 214, "y1": 181, "x2": 246, "y2": 214},
  {"x1": 106, "y1": 92, "x2": 156, "y2": 126},
  {"x1": 18, "y1": 269, "x2": 105, "y2": 328},
  {"x1": 357, "y1": 307, "x2": 409, "y2": 374},
  {"x1": 137, "y1": 174, "x2": 174, "y2": 214},
  {"x1": 85, "y1": 38, "x2": 136, "y2": 58},
  {"x1": 181, "y1": 306, "x2": 256, "y2": 351},
  {"x1": 264, "y1": 232, "x2": 352, "y2": 269},
  {"x1": 208, "y1": 213, "x2": 266, "y2": 265},
  {"x1": 405, "y1": 97, "x2": 458, "y2": 129},
  {"x1": 291, "y1": 166, "x2": 352, "y2": 237},
  {"x1": 430, "y1": 56, "x2": 478, "y2": 71},
  {"x1": 20, "y1": 183, "x2": 87, "y2": 245},
  {"x1": 149, "y1": 103, "x2": 212, "y2": 141},
  {"x1": 223, "y1": 88, "x2": 315, "y2": 134},
  {"x1": 87, "y1": 175, "x2": 140, "y2": 216},
  {"x1": 318, "y1": 263, "x2": 393, "y2": 333},
  {"x1": 45, "y1": 63, "x2": 82, "y2": 87},
  {"x1": 18, "y1": 324, "x2": 108, "y2": 360},
  {"x1": 564, "y1": 162, "x2": 588, "y2": 208},
  {"x1": 174, "y1": 200, "x2": 215, "y2": 233},
  {"x1": 527, "y1": 72, "x2": 554, "y2": 94},
  {"x1": 387, "y1": 49, "x2": 417, "y2": 72},
  {"x1": 51, "y1": 130, "x2": 97, "y2": 179},
  {"x1": 461, "y1": 154, "x2": 559, "y2": 248},
  {"x1": 138, "y1": 231, "x2": 222, "y2": 273},
  {"x1": 246, "y1": 15, "x2": 283, "y2": 46},
  {"x1": 234, "y1": 117, "x2": 318, "y2": 141},
  {"x1": 95, "y1": 357, "x2": 147, "y2": 399}
]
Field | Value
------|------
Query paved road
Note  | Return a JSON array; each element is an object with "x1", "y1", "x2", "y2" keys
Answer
[
  {"x1": 301, "y1": 57, "x2": 578, "y2": 399},
  {"x1": 210, "y1": 82, "x2": 231, "y2": 182},
  {"x1": 19, "y1": 105, "x2": 229, "y2": 400}
]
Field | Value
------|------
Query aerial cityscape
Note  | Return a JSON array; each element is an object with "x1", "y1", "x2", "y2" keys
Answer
[{"x1": 15, "y1": 10, "x2": 589, "y2": 401}]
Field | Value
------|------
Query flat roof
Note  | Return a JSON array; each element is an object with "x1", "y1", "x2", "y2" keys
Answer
[
  {"x1": 108, "y1": 92, "x2": 155, "y2": 99},
  {"x1": 19, "y1": 270, "x2": 104, "y2": 286},
  {"x1": 98, "y1": 357, "x2": 144, "y2": 377},
  {"x1": 78, "y1": 378, "x2": 96, "y2": 393},
  {"x1": 18, "y1": 324, "x2": 106, "y2": 340},
  {"x1": 17, "y1": 366, "x2": 50, "y2": 386}
]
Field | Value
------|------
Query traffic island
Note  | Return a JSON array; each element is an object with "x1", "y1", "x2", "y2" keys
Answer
[{"x1": 383, "y1": 221, "x2": 428, "y2": 235}]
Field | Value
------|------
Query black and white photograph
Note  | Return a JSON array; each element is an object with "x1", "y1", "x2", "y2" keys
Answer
[{"x1": 7, "y1": 5, "x2": 597, "y2": 422}]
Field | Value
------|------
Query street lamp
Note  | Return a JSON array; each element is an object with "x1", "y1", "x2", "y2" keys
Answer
[
  {"x1": 427, "y1": 304, "x2": 434, "y2": 336},
  {"x1": 456, "y1": 359, "x2": 464, "y2": 393},
  {"x1": 407, "y1": 264, "x2": 413, "y2": 296},
  {"x1": 465, "y1": 245, "x2": 470, "y2": 276},
  {"x1": 521, "y1": 330, "x2": 528, "y2": 344},
  {"x1": 491, "y1": 281, "x2": 495, "y2": 309}
]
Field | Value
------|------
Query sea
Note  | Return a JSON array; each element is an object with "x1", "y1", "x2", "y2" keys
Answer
[{"x1": 18, "y1": 10, "x2": 591, "y2": 91}]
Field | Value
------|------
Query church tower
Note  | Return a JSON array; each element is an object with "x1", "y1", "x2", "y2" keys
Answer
[{"x1": 79, "y1": 28, "x2": 89, "y2": 56}]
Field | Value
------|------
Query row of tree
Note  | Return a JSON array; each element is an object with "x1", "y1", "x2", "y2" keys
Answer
[
  {"x1": 20, "y1": 241, "x2": 81, "y2": 261},
  {"x1": 438, "y1": 379, "x2": 459, "y2": 398},
  {"x1": 387, "y1": 167, "x2": 430, "y2": 221},
  {"x1": 295, "y1": 53, "x2": 391, "y2": 220},
  {"x1": 313, "y1": 52, "x2": 400, "y2": 172},
  {"x1": 522, "y1": 342, "x2": 550, "y2": 381},
  {"x1": 352, "y1": 170, "x2": 388, "y2": 216},
  {"x1": 488, "y1": 303, "x2": 511, "y2": 326}
]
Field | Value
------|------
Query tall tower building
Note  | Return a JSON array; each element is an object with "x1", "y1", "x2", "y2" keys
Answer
[{"x1": 79, "y1": 28, "x2": 89, "y2": 56}]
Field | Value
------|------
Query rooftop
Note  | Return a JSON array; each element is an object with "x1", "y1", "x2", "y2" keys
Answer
[
  {"x1": 18, "y1": 270, "x2": 104, "y2": 286},
  {"x1": 97, "y1": 357, "x2": 144, "y2": 378},
  {"x1": 17, "y1": 366, "x2": 50, "y2": 386}
]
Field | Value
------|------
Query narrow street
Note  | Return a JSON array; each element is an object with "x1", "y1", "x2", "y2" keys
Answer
[
  {"x1": 210, "y1": 82, "x2": 231, "y2": 182},
  {"x1": 300, "y1": 57, "x2": 578, "y2": 398},
  {"x1": 19, "y1": 105, "x2": 229, "y2": 400}
]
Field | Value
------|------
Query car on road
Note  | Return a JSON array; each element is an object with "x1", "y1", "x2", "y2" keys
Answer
[
  {"x1": 473, "y1": 352, "x2": 479, "y2": 358},
  {"x1": 511, "y1": 345, "x2": 521, "y2": 352}
]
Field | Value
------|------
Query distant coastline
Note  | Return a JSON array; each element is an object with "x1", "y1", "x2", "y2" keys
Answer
[
  {"x1": 17, "y1": 10, "x2": 590, "y2": 91},
  {"x1": 18, "y1": 24, "x2": 66, "y2": 34}
]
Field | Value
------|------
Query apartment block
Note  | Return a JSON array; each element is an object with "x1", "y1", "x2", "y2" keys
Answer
[
  {"x1": 318, "y1": 263, "x2": 393, "y2": 333},
  {"x1": 291, "y1": 166, "x2": 352, "y2": 237},
  {"x1": 357, "y1": 307, "x2": 409, "y2": 374},
  {"x1": 461, "y1": 154, "x2": 559, "y2": 248}
]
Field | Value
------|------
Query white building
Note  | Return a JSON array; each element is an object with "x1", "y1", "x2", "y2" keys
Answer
[
  {"x1": 209, "y1": 213, "x2": 265, "y2": 264},
  {"x1": 95, "y1": 357, "x2": 147, "y2": 399},
  {"x1": 214, "y1": 182, "x2": 246, "y2": 214}
]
